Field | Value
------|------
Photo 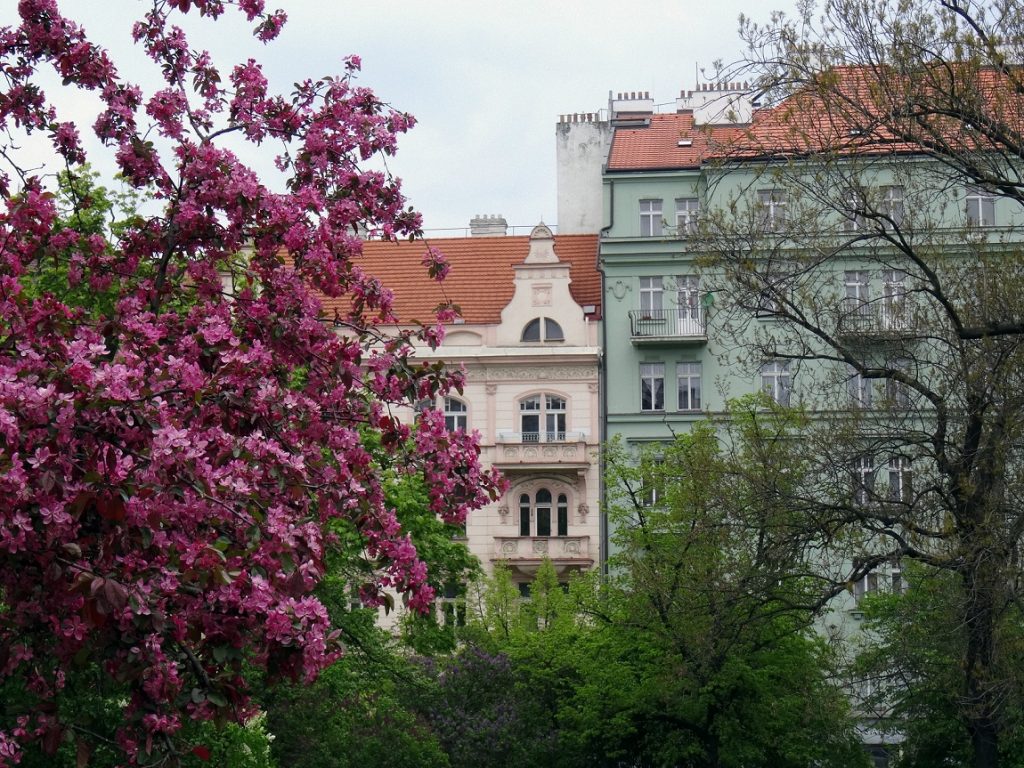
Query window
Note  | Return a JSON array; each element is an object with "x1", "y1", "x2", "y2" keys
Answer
[
  {"x1": 880, "y1": 185, "x2": 904, "y2": 226},
  {"x1": 843, "y1": 189, "x2": 865, "y2": 232},
  {"x1": 521, "y1": 317, "x2": 564, "y2": 342},
  {"x1": 887, "y1": 456, "x2": 912, "y2": 502},
  {"x1": 519, "y1": 489, "x2": 569, "y2": 537},
  {"x1": 675, "y1": 198, "x2": 700, "y2": 235},
  {"x1": 966, "y1": 185, "x2": 996, "y2": 226},
  {"x1": 881, "y1": 269, "x2": 907, "y2": 330},
  {"x1": 757, "y1": 188, "x2": 788, "y2": 230},
  {"x1": 640, "y1": 363, "x2": 665, "y2": 411},
  {"x1": 640, "y1": 199, "x2": 663, "y2": 237},
  {"x1": 853, "y1": 560, "x2": 904, "y2": 603},
  {"x1": 438, "y1": 583, "x2": 466, "y2": 627},
  {"x1": 853, "y1": 455, "x2": 876, "y2": 505},
  {"x1": 844, "y1": 271, "x2": 871, "y2": 316},
  {"x1": 639, "y1": 276, "x2": 663, "y2": 312},
  {"x1": 520, "y1": 394, "x2": 567, "y2": 442},
  {"x1": 884, "y1": 358, "x2": 912, "y2": 409},
  {"x1": 847, "y1": 368, "x2": 873, "y2": 409},
  {"x1": 755, "y1": 269, "x2": 786, "y2": 316},
  {"x1": 677, "y1": 362, "x2": 702, "y2": 410},
  {"x1": 853, "y1": 571, "x2": 880, "y2": 602},
  {"x1": 676, "y1": 275, "x2": 702, "y2": 334},
  {"x1": 444, "y1": 397, "x2": 468, "y2": 431},
  {"x1": 760, "y1": 360, "x2": 791, "y2": 406}
]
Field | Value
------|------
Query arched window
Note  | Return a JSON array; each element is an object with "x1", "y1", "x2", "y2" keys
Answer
[
  {"x1": 444, "y1": 396, "x2": 468, "y2": 431},
  {"x1": 521, "y1": 317, "x2": 564, "y2": 343},
  {"x1": 516, "y1": 488, "x2": 569, "y2": 537},
  {"x1": 519, "y1": 394, "x2": 567, "y2": 442}
]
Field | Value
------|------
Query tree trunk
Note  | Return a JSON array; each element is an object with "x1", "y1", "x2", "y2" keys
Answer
[{"x1": 963, "y1": 549, "x2": 1002, "y2": 768}]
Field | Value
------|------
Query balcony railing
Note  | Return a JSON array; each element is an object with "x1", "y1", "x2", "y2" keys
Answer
[
  {"x1": 493, "y1": 535, "x2": 592, "y2": 563},
  {"x1": 497, "y1": 431, "x2": 587, "y2": 444},
  {"x1": 838, "y1": 300, "x2": 911, "y2": 337},
  {"x1": 628, "y1": 308, "x2": 707, "y2": 342}
]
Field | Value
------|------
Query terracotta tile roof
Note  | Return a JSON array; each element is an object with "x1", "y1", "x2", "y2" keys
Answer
[
  {"x1": 710, "y1": 65, "x2": 1022, "y2": 161},
  {"x1": 319, "y1": 234, "x2": 601, "y2": 325},
  {"x1": 607, "y1": 113, "x2": 745, "y2": 171}
]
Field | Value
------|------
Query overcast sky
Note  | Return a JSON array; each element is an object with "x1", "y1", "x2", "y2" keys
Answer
[{"x1": 5, "y1": 1, "x2": 796, "y2": 233}]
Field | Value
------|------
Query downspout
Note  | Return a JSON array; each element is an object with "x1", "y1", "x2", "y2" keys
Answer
[{"x1": 597, "y1": 177, "x2": 614, "y2": 576}]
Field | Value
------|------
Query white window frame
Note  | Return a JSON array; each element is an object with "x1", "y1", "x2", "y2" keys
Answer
[
  {"x1": 675, "y1": 197, "x2": 700, "y2": 235},
  {"x1": 966, "y1": 185, "x2": 996, "y2": 227},
  {"x1": 843, "y1": 189, "x2": 865, "y2": 232},
  {"x1": 639, "y1": 276, "x2": 664, "y2": 312},
  {"x1": 676, "y1": 362, "x2": 702, "y2": 411},
  {"x1": 853, "y1": 455, "x2": 876, "y2": 506},
  {"x1": 443, "y1": 396, "x2": 468, "y2": 431},
  {"x1": 639, "y1": 199, "x2": 663, "y2": 237},
  {"x1": 844, "y1": 270, "x2": 871, "y2": 316},
  {"x1": 519, "y1": 394, "x2": 568, "y2": 442},
  {"x1": 760, "y1": 360, "x2": 791, "y2": 406},
  {"x1": 881, "y1": 269, "x2": 907, "y2": 330},
  {"x1": 880, "y1": 185, "x2": 904, "y2": 226},
  {"x1": 887, "y1": 456, "x2": 912, "y2": 502},
  {"x1": 847, "y1": 368, "x2": 873, "y2": 409},
  {"x1": 757, "y1": 189, "x2": 788, "y2": 231},
  {"x1": 521, "y1": 317, "x2": 564, "y2": 343},
  {"x1": 640, "y1": 363, "x2": 665, "y2": 411}
]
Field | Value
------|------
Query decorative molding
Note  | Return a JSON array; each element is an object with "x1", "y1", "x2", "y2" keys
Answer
[
  {"x1": 485, "y1": 383, "x2": 498, "y2": 395},
  {"x1": 468, "y1": 365, "x2": 597, "y2": 381},
  {"x1": 609, "y1": 280, "x2": 631, "y2": 301},
  {"x1": 532, "y1": 284, "x2": 552, "y2": 307},
  {"x1": 532, "y1": 539, "x2": 549, "y2": 555},
  {"x1": 577, "y1": 503, "x2": 589, "y2": 521},
  {"x1": 497, "y1": 505, "x2": 509, "y2": 518}
]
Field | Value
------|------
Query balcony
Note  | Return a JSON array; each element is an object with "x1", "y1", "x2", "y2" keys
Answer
[
  {"x1": 628, "y1": 308, "x2": 707, "y2": 344},
  {"x1": 837, "y1": 301, "x2": 911, "y2": 339},
  {"x1": 493, "y1": 433, "x2": 592, "y2": 474},
  {"x1": 492, "y1": 535, "x2": 593, "y2": 576}
]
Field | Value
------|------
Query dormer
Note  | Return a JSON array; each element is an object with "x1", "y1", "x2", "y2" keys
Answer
[{"x1": 496, "y1": 223, "x2": 588, "y2": 346}]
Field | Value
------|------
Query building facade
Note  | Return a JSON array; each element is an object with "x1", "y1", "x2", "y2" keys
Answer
[{"x1": 345, "y1": 223, "x2": 603, "y2": 593}]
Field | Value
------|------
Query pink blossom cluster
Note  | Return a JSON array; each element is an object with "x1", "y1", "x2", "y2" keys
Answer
[{"x1": 0, "y1": 1, "x2": 503, "y2": 764}]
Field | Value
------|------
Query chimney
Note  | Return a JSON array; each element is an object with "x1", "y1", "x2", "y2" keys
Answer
[{"x1": 469, "y1": 214, "x2": 508, "y2": 237}]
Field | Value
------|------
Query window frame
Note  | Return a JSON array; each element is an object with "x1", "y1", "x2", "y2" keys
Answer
[
  {"x1": 640, "y1": 362, "x2": 666, "y2": 412},
  {"x1": 676, "y1": 361, "x2": 702, "y2": 411},
  {"x1": 757, "y1": 188, "x2": 788, "y2": 231},
  {"x1": 443, "y1": 396, "x2": 468, "y2": 431},
  {"x1": 675, "y1": 197, "x2": 700, "y2": 235},
  {"x1": 760, "y1": 360, "x2": 791, "y2": 406},
  {"x1": 519, "y1": 393, "x2": 568, "y2": 442},
  {"x1": 639, "y1": 276, "x2": 664, "y2": 313},
  {"x1": 521, "y1": 317, "x2": 565, "y2": 343},
  {"x1": 966, "y1": 185, "x2": 996, "y2": 227},
  {"x1": 880, "y1": 185, "x2": 905, "y2": 226},
  {"x1": 639, "y1": 199, "x2": 664, "y2": 237},
  {"x1": 843, "y1": 270, "x2": 871, "y2": 316},
  {"x1": 518, "y1": 488, "x2": 570, "y2": 538}
]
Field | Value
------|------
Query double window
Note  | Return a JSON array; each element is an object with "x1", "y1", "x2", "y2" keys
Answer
[
  {"x1": 851, "y1": 455, "x2": 913, "y2": 505},
  {"x1": 520, "y1": 394, "x2": 567, "y2": 442},
  {"x1": 966, "y1": 185, "x2": 996, "y2": 226},
  {"x1": 760, "y1": 360, "x2": 791, "y2": 406},
  {"x1": 675, "y1": 198, "x2": 700, "y2": 235},
  {"x1": 640, "y1": 363, "x2": 665, "y2": 411},
  {"x1": 640, "y1": 199, "x2": 663, "y2": 237},
  {"x1": 519, "y1": 489, "x2": 569, "y2": 537}
]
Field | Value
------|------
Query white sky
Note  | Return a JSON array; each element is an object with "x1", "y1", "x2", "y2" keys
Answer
[{"x1": 3, "y1": 1, "x2": 794, "y2": 233}]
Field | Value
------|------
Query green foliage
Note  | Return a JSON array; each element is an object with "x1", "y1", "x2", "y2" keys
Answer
[{"x1": 855, "y1": 563, "x2": 1024, "y2": 768}]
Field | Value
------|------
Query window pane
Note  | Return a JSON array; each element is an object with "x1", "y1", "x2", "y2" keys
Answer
[
  {"x1": 677, "y1": 362, "x2": 702, "y2": 410},
  {"x1": 544, "y1": 318, "x2": 564, "y2": 341},
  {"x1": 521, "y1": 319, "x2": 541, "y2": 342},
  {"x1": 641, "y1": 363, "x2": 665, "y2": 411},
  {"x1": 519, "y1": 495, "x2": 530, "y2": 536},
  {"x1": 557, "y1": 494, "x2": 568, "y2": 537}
]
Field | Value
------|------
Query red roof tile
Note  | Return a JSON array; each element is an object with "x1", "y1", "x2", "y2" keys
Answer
[
  {"x1": 607, "y1": 113, "x2": 745, "y2": 171},
  {"x1": 320, "y1": 234, "x2": 601, "y2": 325}
]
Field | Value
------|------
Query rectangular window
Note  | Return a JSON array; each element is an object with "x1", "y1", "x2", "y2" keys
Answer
[
  {"x1": 844, "y1": 271, "x2": 871, "y2": 316},
  {"x1": 545, "y1": 395, "x2": 566, "y2": 442},
  {"x1": 677, "y1": 362, "x2": 702, "y2": 411},
  {"x1": 843, "y1": 189, "x2": 865, "y2": 232},
  {"x1": 520, "y1": 396, "x2": 541, "y2": 442},
  {"x1": 848, "y1": 368, "x2": 873, "y2": 409},
  {"x1": 853, "y1": 455, "x2": 875, "y2": 505},
  {"x1": 640, "y1": 363, "x2": 665, "y2": 411},
  {"x1": 881, "y1": 269, "x2": 907, "y2": 330},
  {"x1": 881, "y1": 185, "x2": 904, "y2": 226},
  {"x1": 676, "y1": 275, "x2": 702, "y2": 335},
  {"x1": 640, "y1": 199, "x2": 663, "y2": 237},
  {"x1": 757, "y1": 189, "x2": 787, "y2": 230},
  {"x1": 966, "y1": 185, "x2": 996, "y2": 226},
  {"x1": 760, "y1": 360, "x2": 791, "y2": 406},
  {"x1": 885, "y1": 358, "x2": 912, "y2": 409},
  {"x1": 639, "y1": 276, "x2": 663, "y2": 312},
  {"x1": 675, "y1": 198, "x2": 700, "y2": 235},
  {"x1": 887, "y1": 456, "x2": 912, "y2": 502}
]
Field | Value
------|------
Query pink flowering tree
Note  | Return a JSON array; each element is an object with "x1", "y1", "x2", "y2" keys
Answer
[{"x1": 0, "y1": 0, "x2": 503, "y2": 764}]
